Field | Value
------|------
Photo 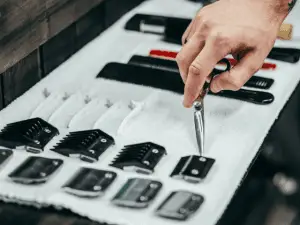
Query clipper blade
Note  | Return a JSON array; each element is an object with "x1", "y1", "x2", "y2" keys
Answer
[{"x1": 193, "y1": 101, "x2": 205, "y2": 156}]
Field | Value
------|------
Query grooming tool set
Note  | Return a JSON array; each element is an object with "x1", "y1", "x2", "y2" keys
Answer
[{"x1": 0, "y1": 6, "x2": 293, "y2": 225}]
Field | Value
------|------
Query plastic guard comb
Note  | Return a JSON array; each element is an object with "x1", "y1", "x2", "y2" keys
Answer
[
  {"x1": 0, "y1": 118, "x2": 59, "y2": 153},
  {"x1": 110, "y1": 142, "x2": 166, "y2": 174},
  {"x1": 51, "y1": 129, "x2": 115, "y2": 163}
]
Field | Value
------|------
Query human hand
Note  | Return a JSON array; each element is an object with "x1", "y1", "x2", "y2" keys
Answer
[{"x1": 176, "y1": 0, "x2": 290, "y2": 108}]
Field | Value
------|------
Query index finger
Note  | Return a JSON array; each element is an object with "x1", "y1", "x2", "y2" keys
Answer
[{"x1": 183, "y1": 39, "x2": 229, "y2": 107}]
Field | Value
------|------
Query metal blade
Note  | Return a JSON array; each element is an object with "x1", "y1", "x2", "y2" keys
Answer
[{"x1": 193, "y1": 101, "x2": 205, "y2": 156}]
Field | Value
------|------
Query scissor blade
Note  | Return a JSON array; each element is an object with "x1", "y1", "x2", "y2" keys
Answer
[{"x1": 194, "y1": 101, "x2": 205, "y2": 156}]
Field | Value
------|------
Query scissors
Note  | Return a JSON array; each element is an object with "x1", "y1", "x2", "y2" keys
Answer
[{"x1": 193, "y1": 58, "x2": 231, "y2": 156}]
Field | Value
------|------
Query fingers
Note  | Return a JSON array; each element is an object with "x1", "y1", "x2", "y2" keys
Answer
[
  {"x1": 176, "y1": 34, "x2": 206, "y2": 83},
  {"x1": 183, "y1": 39, "x2": 228, "y2": 107},
  {"x1": 210, "y1": 51, "x2": 262, "y2": 93},
  {"x1": 182, "y1": 20, "x2": 194, "y2": 44}
]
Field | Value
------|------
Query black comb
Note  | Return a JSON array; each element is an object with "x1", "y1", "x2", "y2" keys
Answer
[
  {"x1": 97, "y1": 62, "x2": 274, "y2": 105},
  {"x1": 51, "y1": 129, "x2": 115, "y2": 163},
  {"x1": 128, "y1": 55, "x2": 274, "y2": 90},
  {"x1": 125, "y1": 13, "x2": 300, "y2": 63},
  {"x1": 110, "y1": 142, "x2": 167, "y2": 174},
  {"x1": 0, "y1": 118, "x2": 59, "y2": 153}
]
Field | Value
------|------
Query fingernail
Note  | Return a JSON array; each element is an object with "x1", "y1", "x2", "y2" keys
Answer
[{"x1": 183, "y1": 99, "x2": 192, "y2": 108}]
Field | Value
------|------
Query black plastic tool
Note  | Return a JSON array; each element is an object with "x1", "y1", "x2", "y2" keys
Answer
[
  {"x1": 209, "y1": 89, "x2": 274, "y2": 105},
  {"x1": 110, "y1": 142, "x2": 166, "y2": 174},
  {"x1": 97, "y1": 62, "x2": 275, "y2": 105},
  {"x1": 51, "y1": 129, "x2": 114, "y2": 163},
  {"x1": 128, "y1": 55, "x2": 274, "y2": 90},
  {"x1": 63, "y1": 167, "x2": 117, "y2": 198},
  {"x1": 8, "y1": 156, "x2": 63, "y2": 185},
  {"x1": 156, "y1": 191, "x2": 204, "y2": 221},
  {"x1": 125, "y1": 13, "x2": 300, "y2": 63},
  {"x1": 112, "y1": 178, "x2": 162, "y2": 208},
  {"x1": 0, "y1": 118, "x2": 59, "y2": 153},
  {"x1": 170, "y1": 155, "x2": 215, "y2": 183}
]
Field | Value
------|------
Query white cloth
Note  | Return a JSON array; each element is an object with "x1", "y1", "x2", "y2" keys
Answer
[{"x1": 0, "y1": 0, "x2": 300, "y2": 225}]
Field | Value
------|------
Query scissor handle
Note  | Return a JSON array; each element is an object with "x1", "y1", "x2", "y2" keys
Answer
[{"x1": 197, "y1": 58, "x2": 231, "y2": 100}]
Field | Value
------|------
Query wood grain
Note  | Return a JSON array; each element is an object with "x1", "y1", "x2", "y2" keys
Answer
[
  {"x1": 1, "y1": 49, "x2": 41, "y2": 106},
  {"x1": 0, "y1": 74, "x2": 3, "y2": 109},
  {"x1": 75, "y1": 2, "x2": 105, "y2": 51},
  {"x1": 104, "y1": 0, "x2": 144, "y2": 27},
  {"x1": 0, "y1": 0, "x2": 105, "y2": 74}
]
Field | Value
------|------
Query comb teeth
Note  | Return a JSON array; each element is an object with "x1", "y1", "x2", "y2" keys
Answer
[
  {"x1": 51, "y1": 129, "x2": 115, "y2": 163},
  {"x1": 245, "y1": 76, "x2": 274, "y2": 90},
  {"x1": 0, "y1": 118, "x2": 59, "y2": 153},
  {"x1": 110, "y1": 142, "x2": 167, "y2": 174}
]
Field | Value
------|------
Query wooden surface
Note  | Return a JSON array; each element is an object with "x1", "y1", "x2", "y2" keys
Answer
[
  {"x1": 0, "y1": 74, "x2": 3, "y2": 109},
  {"x1": 2, "y1": 49, "x2": 41, "y2": 106},
  {"x1": 0, "y1": 0, "x2": 105, "y2": 74}
]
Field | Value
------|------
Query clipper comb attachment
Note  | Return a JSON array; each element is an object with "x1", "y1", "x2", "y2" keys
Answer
[
  {"x1": 0, "y1": 118, "x2": 59, "y2": 153},
  {"x1": 110, "y1": 142, "x2": 166, "y2": 174},
  {"x1": 51, "y1": 129, "x2": 115, "y2": 163}
]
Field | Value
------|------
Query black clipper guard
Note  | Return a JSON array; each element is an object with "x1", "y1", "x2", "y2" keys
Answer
[
  {"x1": 110, "y1": 142, "x2": 166, "y2": 174},
  {"x1": 51, "y1": 129, "x2": 115, "y2": 163},
  {"x1": 0, "y1": 118, "x2": 59, "y2": 153}
]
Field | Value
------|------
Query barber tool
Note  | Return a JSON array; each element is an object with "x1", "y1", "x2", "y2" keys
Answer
[
  {"x1": 125, "y1": 14, "x2": 297, "y2": 58},
  {"x1": 62, "y1": 167, "x2": 117, "y2": 198},
  {"x1": 170, "y1": 155, "x2": 215, "y2": 183},
  {"x1": 128, "y1": 55, "x2": 274, "y2": 90},
  {"x1": 155, "y1": 191, "x2": 204, "y2": 221},
  {"x1": 268, "y1": 47, "x2": 300, "y2": 63},
  {"x1": 149, "y1": 49, "x2": 277, "y2": 70},
  {"x1": 0, "y1": 149, "x2": 13, "y2": 168},
  {"x1": 193, "y1": 58, "x2": 231, "y2": 156},
  {"x1": 210, "y1": 89, "x2": 274, "y2": 104},
  {"x1": 97, "y1": 62, "x2": 275, "y2": 105},
  {"x1": 51, "y1": 129, "x2": 115, "y2": 163},
  {"x1": 8, "y1": 156, "x2": 63, "y2": 185},
  {"x1": 110, "y1": 142, "x2": 166, "y2": 174},
  {"x1": 112, "y1": 178, "x2": 162, "y2": 208},
  {"x1": 0, "y1": 118, "x2": 59, "y2": 153}
]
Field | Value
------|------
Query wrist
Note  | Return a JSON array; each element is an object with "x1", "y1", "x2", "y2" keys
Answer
[{"x1": 241, "y1": 0, "x2": 290, "y2": 25}]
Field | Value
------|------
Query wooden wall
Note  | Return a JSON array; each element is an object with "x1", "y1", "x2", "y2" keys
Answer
[{"x1": 0, "y1": 0, "x2": 145, "y2": 109}]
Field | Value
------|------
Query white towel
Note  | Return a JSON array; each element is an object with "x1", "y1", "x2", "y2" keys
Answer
[{"x1": 0, "y1": 1, "x2": 300, "y2": 225}]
